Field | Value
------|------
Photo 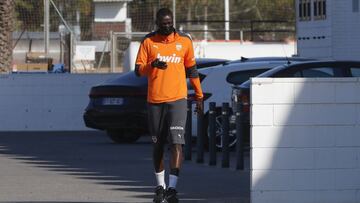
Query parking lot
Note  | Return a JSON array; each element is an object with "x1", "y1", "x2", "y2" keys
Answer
[{"x1": 0, "y1": 131, "x2": 249, "y2": 203}]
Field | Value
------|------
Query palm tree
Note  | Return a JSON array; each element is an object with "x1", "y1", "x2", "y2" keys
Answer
[{"x1": 0, "y1": 0, "x2": 15, "y2": 73}]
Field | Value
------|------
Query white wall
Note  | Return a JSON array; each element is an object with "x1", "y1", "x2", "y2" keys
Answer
[
  {"x1": 193, "y1": 41, "x2": 295, "y2": 60},
  {"x1": 250, "y1": 78, "x2": 360, "y2": 203},
  {"x1": 0, "y1": 74, "x2": 117, "y2": 131},
  {"x1": 94, "y1": 2, "x2": 127, "y2": 22},
  {"x1": 123, "y1": 41, "x2": 295, "y2": 71}
]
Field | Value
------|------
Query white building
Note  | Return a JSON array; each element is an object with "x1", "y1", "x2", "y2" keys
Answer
[
  {"x1": 92, "y1": 0, "x2": 132, "y2": 39},
  {"x1": 296, "y1": 0, "x2": 360, "y2": 60}
]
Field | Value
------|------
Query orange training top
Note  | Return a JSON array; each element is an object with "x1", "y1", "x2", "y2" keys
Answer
[{"x1": 135, "y1": 31, "x2": 203, "y2": 103}]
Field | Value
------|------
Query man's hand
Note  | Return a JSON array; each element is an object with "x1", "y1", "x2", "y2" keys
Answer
[
  {"x1": 151, "y1": 59, "x2": 167, "y2": 70},
  {"x1": 194, "y1": 98, "x2": 204, "y2": 114}
]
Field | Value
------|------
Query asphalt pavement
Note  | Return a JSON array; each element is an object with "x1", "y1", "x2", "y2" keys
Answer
[{"x1": 0, "y1": 131, "x2": 249, "y2": 203}]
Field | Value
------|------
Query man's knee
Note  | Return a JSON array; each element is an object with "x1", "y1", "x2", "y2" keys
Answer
[
  {"x1": 153, "y1": 143, "x2": 163, "y2": 153},
  {"x1": 171, "y1": 144, "x2": 183, "y2": 153}
]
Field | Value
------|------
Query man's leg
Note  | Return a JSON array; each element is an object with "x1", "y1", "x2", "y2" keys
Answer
[
  {"x1": 153, "y1": 128, "x2": 166, "y2": 189},
  {"x1": 165, "y1": 99, "x2": 187, "y2": 203},
  {"x1": 153, "y1": 141, "x2": 166, "y2": 203},
  {"x1": 148, "y1": 102, "x2": 167, "y2": 202},
  {"x1": 169, "y1": 144, "x2": 182, "y2": 188}
]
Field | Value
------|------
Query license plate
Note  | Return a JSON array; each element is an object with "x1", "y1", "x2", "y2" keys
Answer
[{"x1": 102, "y1": 97, "x2": 124, "y2": 105}]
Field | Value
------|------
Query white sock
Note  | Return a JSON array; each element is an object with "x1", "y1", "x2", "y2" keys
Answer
[
  {"x1": 155, "y1": 170, "x2": 166, "y2": 188},
  {"x1": 168, "y1": 174, "x2": 178, "y2": 189}
]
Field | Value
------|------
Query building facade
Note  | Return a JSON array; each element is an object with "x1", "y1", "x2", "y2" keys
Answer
[{"x1": 296, "y1": 0, "x2": 360, "y2": 60}]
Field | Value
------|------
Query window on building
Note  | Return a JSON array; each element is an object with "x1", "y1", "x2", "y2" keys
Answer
[
  {"x1": 353, "y1": 0, "x2": 359, "y2": 12},
  {"x1": 299, "y1": 0, "x2": 311, "y2": 21},
  {"x1": 314, "y1": 0, "x2": 327, "y2": 20}
]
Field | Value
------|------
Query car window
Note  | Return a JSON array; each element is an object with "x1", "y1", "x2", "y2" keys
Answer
[
  {"x1": 226, "y1": 69, "x2": 269, "y2": 85},
  {"x1": 350, "y1": 67, "x2": 360, "y2": 77},
  {"x1": 295, "y1": 67, "x2": 334, "y2": 77},
  {"x1": 293, "y1": 71, "x2": 302, "y2": 77}
]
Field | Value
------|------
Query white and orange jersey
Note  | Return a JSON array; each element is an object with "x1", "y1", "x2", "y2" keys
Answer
[{"x1": 135, "y1": 31, "x2": 203, "y2": 103}]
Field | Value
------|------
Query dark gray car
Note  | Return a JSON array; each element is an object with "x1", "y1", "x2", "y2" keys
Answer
[{"x1": 231, "y1": 60, "x2": 360, "y2": 144}]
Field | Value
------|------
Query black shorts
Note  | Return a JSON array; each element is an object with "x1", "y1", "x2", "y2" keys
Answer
[{"x1": 147, "y1": 98, "x2": 187, "y2": 145}]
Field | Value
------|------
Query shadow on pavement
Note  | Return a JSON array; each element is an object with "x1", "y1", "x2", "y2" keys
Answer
[{"x1": 0, "y1": 131, "x2": 249, "y2": 202}]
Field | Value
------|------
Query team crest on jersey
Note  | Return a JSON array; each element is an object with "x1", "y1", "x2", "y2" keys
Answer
[
  {"x1": 176, "y1": 43, "x2": 182, "y2": 51},
  {"x1": 152, "y1": 136, "x2": 157, "y2": 143}
]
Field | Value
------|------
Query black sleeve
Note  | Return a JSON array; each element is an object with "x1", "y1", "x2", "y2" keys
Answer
[
  {"x1": 186, "y1": 65, "x2": 199, "y2": 78},
  {"x1": 134, "y1": 64, "x2": 141, "y2": 77}
]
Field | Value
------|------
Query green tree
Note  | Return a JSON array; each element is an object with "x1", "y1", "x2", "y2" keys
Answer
[{"x1": 15, "y1": 0, "x2": 43, "y2": 31}]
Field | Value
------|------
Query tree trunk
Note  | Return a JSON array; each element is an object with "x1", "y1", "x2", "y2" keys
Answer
[{"x1": 0, "y1": 0, "x2": 15, "y2": 73}]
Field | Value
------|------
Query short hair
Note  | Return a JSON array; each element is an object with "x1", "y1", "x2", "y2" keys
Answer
[{"x1": 156, "y1": 8, "x2": 173, "y2": 21}]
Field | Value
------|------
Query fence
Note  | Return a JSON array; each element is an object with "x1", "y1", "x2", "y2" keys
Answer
[
  {"x1": 7, "y1": 0, "x2": 295, "y2": 74},
  {"x1": 185, "y1": 100, "x2": 247, "y2": 170},
  {"x1": 178, "y1": 20, "x2": 295, "y2": 42}
]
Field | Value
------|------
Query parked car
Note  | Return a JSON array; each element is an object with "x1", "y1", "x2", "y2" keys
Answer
[
  {"x1": 190, "y1": 58, "x2": 315, "y2": 149},
  {"x1": 83, "y1": 57, "x2": 313, "y2": 146},
  {"x1": 231, "y1": 60, "x2": 360, "y2": 145},
  {"x1": 83, "y1": 58, "x2": 229, "y2": 143},
  {"x1": 225, "y1": 56, "x2": 312, "y2": 65}
]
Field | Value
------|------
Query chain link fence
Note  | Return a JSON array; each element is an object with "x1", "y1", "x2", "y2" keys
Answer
[{"x1": 9, "y1": 0, "x2": 295, "y2": 74}]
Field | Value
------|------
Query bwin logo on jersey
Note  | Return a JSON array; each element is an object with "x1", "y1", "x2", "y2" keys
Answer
[{"x1": 157, "y1": 53, "x2": 181, "y2": 63}]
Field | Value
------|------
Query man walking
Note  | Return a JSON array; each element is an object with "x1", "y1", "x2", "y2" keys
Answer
[{"x1": 135, "y1": 8, "x2": 203, "y2": 203}]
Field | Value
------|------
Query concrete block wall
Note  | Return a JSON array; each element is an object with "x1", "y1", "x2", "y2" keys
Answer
[
  {"x1": 0, "y1": 74, "x2": 116, "y2": 131},
  {"x1": 250, "y1": 78, "x2": 360, "y2": 203}
]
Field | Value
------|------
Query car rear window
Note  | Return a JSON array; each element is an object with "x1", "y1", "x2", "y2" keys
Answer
[
  {"x1": 300, "y1": 67, "x2": 334, "y2": 77},
  {"x1": 350, "y1": 67, "x2": 360, "y2": 77},
  {"x1": 226, "y1": 69, "x2": 269, "y2": 85}
]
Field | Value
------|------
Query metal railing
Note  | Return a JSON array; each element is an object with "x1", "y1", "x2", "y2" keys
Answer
[
  {"x1": 185, "y1": 100, "x2": 245, "y2": 170},
  {"x1": 178, "y1": 20, "x2": 295, "y2": 42}
]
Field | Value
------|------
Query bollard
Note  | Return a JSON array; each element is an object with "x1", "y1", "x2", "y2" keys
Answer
[
  {"x1": 185, "y1": 100, "x2": 192, "y2": 160},
  {"x1": 221, "y1": 102, "x2": 230, "y2": 168},
  {"x1": 208, "y1": 102, "x2": 217, "y2": 166},
  {"x1": 235, "y1": 102, "x2": 244, "y2": 170},
  {"x1": 196, "y1": 100, "x2": 205, "y2": 163}
]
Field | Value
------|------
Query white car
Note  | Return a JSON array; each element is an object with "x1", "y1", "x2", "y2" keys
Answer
[{"x1": 189, "y1": 59, "x2": 313, "y2": 149}]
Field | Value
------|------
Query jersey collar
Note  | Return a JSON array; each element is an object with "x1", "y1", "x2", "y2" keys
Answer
[{"x1": 156, "y1": 31, "x2": 178, "y2": 43}]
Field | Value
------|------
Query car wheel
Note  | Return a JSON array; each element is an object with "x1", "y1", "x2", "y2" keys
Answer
[
  {"x1": 106, "y1": 130, "x2": 141, "y2": 143},
  {"x1": 205, "y1": 108, "x2": 237, "y2": 151}
]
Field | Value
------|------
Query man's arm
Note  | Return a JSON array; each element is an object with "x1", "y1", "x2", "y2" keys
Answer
[
  {"x1": 134, "y1": 41, "x2": 152, "y2": 77},
  {"x1": 187, "y1": 65, "x2": 204, "y2": 113},
  {"x1": 184, "y1": 36, "x2": 203, "y2": 100},
  {"x1": 183, "y1": 36, "x2": 204, "y2": 113},
  {"x1": 135, "y1": 39, "x2": 169, "y2": 76},
  {"x1": 186, "y1": 66, "x2": 203, "y2": 100}
]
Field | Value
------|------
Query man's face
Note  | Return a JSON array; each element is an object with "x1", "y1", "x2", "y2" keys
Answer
[{"x1": 157, "y1": 15, "x2": 174, "y2": 35}]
